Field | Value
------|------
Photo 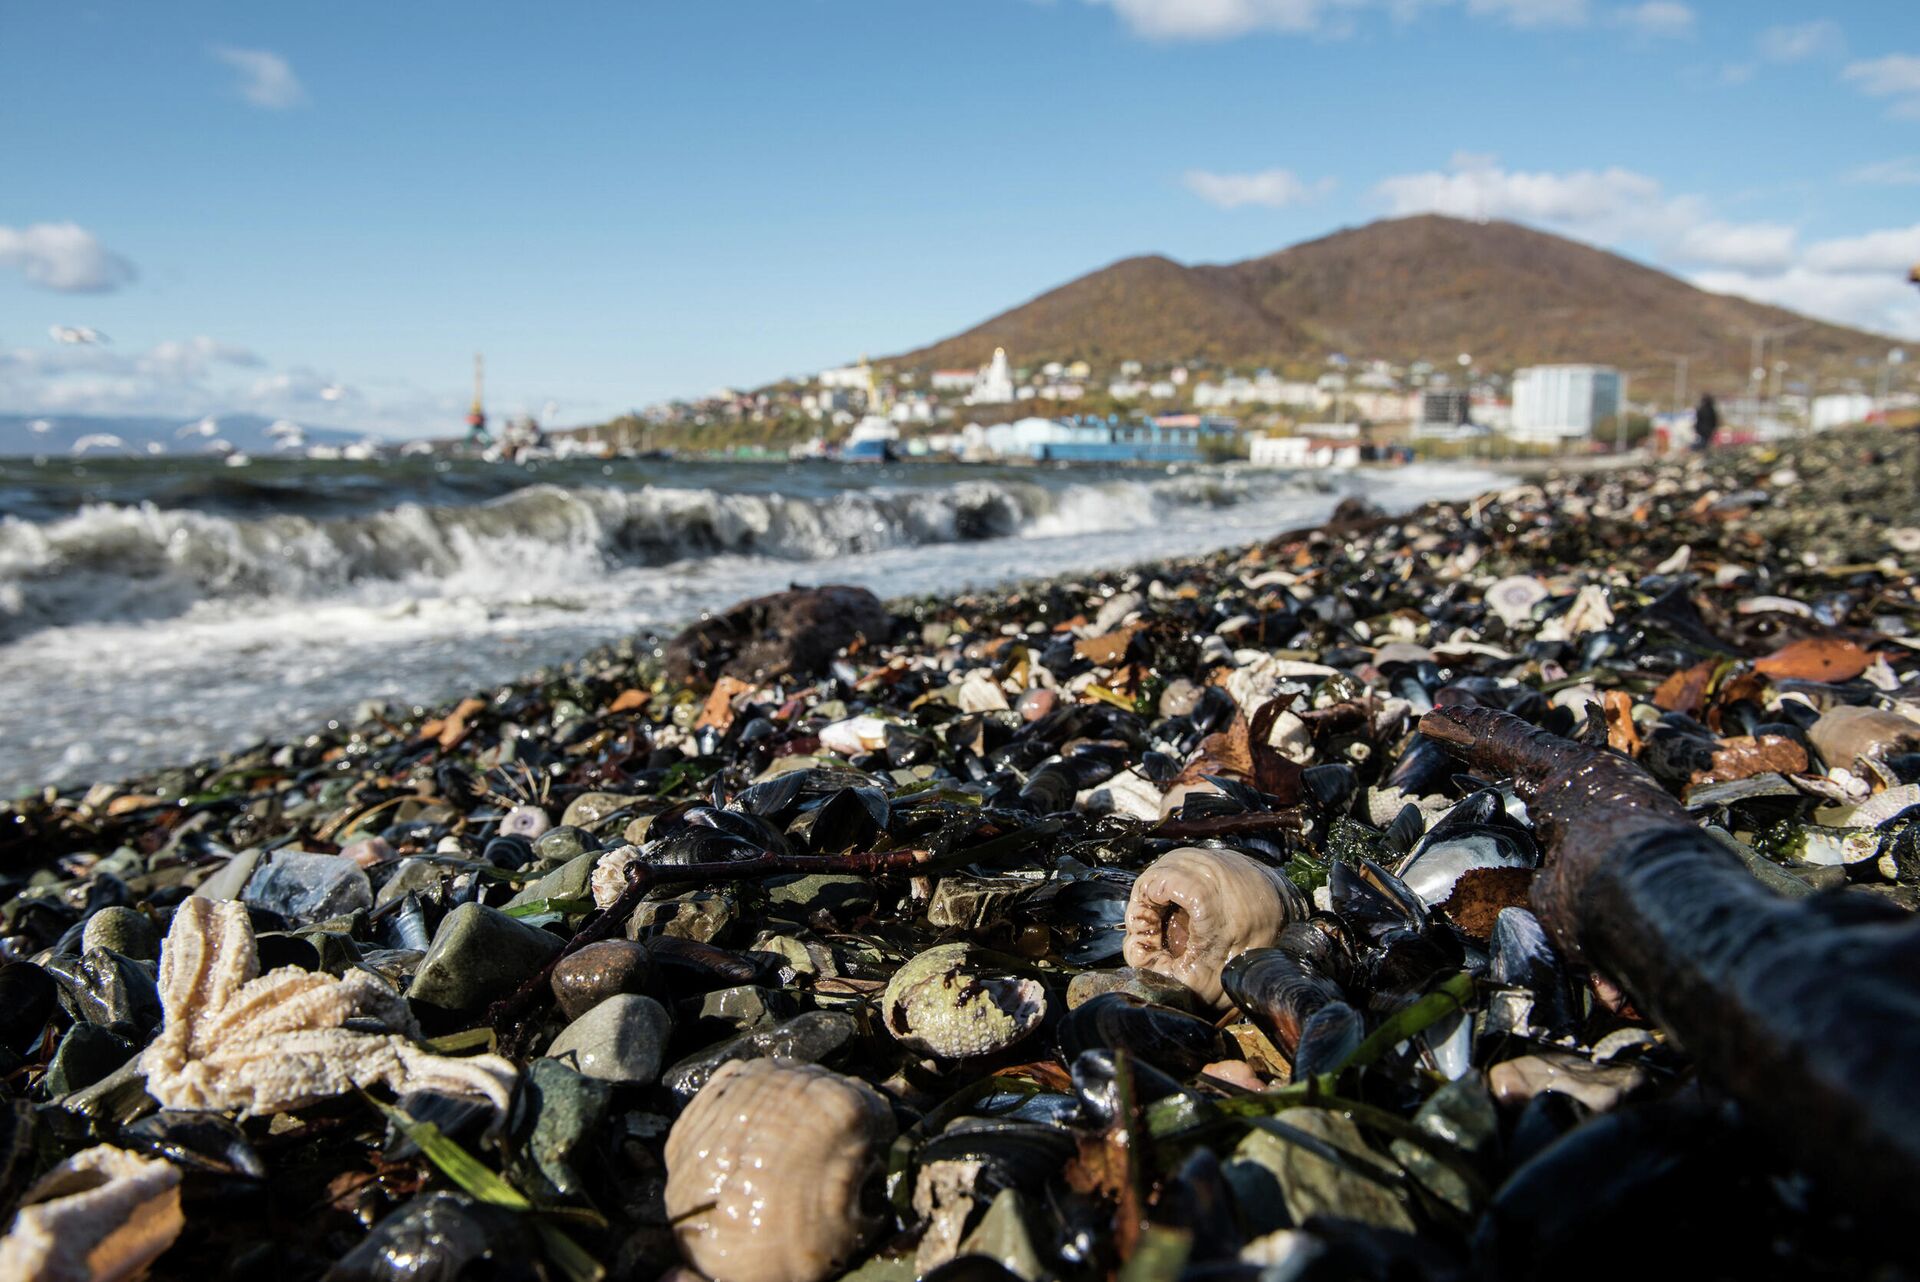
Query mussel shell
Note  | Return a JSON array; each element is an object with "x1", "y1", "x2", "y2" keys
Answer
[
  {"x1": 1221, "y1": 947, "x2": 1347, "y2": 1058},
  {"x1": 43, "y1": 948, "x2": 161, "y2": 1041},
  {"x1": 0, "y1": 961, "x2": 57, "y2": 1056},
  {"x1": 1055, "y1": 992, "x2": 1224, "y2": 1079},
  {"x1": 1068, "y1": 1047, "x2": 1191, "y2": 1125},
  {"x1": 915, "y1": 1117, "x2": 1077, "y2": 1194},
  {"x1": 793, "y1": 786, "x2": 888, "y2": 853},
  {"x1": 1291, "y1": 1001, "x2": 1365, "y2": 1079},
  {"x1": 1301, "y1": 763, "x2": 1358, "y2": 813},
  {"x1": 123, "y1": 1109, "x2": 266, "y2": 1177},
  {"x1": 642, "y1": 936, "x2": 770, "y2": 992},
  {"x1": 325, "y1": 1190, "x2": 526, "y2": 1282},
  {"x1": 1156, "y1": 1148, "x2": 1244, "y2": 1261},
  {"x1": 1330, "y1": 859, "x2": 1428, "y2": 943}
]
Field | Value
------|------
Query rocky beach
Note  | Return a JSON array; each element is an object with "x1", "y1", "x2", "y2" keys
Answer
[{"x1": 3, "y1": 427, "x2": 1919, "y2": 1281}]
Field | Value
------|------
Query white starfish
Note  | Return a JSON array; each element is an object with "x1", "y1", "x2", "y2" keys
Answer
[{"x1": 142, "y1": 897, "x2": 515, "y2": 1117}]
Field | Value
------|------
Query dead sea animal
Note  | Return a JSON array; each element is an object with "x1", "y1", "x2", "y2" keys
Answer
[
  {"x1": 142, "y1": 898, "x2": 515, "y2": 1117},
  {"x1": 664, "y1": 1058, "x2": 896, "y2": 1282},
  {"x1": 0, "y1": 1145, "x2": 182, "y2": 1282},
  {"x1": 1123, "y1": 846, "x2": 1308, "y2": 1007}
]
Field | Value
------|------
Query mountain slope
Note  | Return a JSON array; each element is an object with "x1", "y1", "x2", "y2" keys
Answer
[{"x1": 890, "y1": 215, "x2": 1895, "y2": 387}]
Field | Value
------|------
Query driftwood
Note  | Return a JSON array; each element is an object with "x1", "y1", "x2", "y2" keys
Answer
[{"x1": 1420, "y1": 704, "x2": 1920, "y2": 1219}]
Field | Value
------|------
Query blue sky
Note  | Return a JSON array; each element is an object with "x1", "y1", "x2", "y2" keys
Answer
[{"x1": 2, "y1": 0, "x2": 1917, "y2": 434}]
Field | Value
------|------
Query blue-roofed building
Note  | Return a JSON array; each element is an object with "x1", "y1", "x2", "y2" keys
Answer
[{"x1": 973, "y1": 413, "x2": 1240, "y2": 463}]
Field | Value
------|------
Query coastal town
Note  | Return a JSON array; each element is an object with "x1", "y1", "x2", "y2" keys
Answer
[{"x1": 593, "y1": 336, "x2": 1916, "y2": 467}]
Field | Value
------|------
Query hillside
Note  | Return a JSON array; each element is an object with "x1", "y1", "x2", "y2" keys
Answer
[{"x1": 889, "y1": 215, "x2": 1895, "y2": 388}]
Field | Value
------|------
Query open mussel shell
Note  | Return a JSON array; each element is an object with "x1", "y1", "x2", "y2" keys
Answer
[{"x1": 1055, "y1": 992, "x2": 1224, "y2": 1079}]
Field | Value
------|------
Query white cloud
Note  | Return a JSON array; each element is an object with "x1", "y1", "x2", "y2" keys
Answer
[
  {"x1": 1374, "y1": 155, "x2": 1797, "y2": 271},
  {"x1": 210, "y1": 46, "x2": 308, "y2": 110},
  {"x1": 1374, "y1": 156, "x2": 1920, "y2": 337},
  {"x1": 1845, "y1": 54, "x2": 1920, "y2": 119},
  {"x1": 1849, "y1": 156, "x2": 1920, "y2": 186},
  {"x1": 1693, "y1": 267, "x2": 1920, "y2": 342},
  {"x1": 1184, "y1": 168, "x2": 1335, "y2": 208},
  {"x1": 0, "y1": 223, "x2": 137, "y2": 293},
  {"x1": 1466, "y1": 0, "x2": 1588, "y2": 29},
  {"x1": 1803, "y1": 222, "x2": 1920, "y2": 273},
  {"x1": 1083, "y1": 0, "x2": 1362, "y2": 39},
  {"x1": 1610, "y1": 1, "x2": 1690, "y2": 37},
  {"x1": 1672, "y1": 220, "x2": 1798, "y2": 271},
  {"x1": 1756, "y1": 20, "x2": 1845, "y2": 63}
]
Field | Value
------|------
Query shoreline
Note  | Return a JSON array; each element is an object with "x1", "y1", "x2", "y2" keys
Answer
[
  {"x1": 0, "y1": 459, "x2": 1504, "y2": 796},
  {"x1": 2, "y1": 427, "x2": 1917, "y2": 1275}
]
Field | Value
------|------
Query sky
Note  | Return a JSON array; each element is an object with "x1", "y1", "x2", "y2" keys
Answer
[{"x1": 2, "y1": 0, "x2": 1918, "y2": 436}]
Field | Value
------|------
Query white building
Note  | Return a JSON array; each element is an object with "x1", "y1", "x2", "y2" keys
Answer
[
  {"x1": 1249, "y1": 432, "x2": 1361, "y2": 469},
  {"x1": 1811, "y1": 393, "x2": 1875, "y2": 431},
  {"x1": 1193, "y1": 374, "x2": 1325, "y2": 411},
  {"x1": 967, "y1": 347, "x2": 1017, "y2": 405},
  {"x1": 1510, "y1": 365, "x2": 1622, "y2": 442},
  {"x1": 930, "y1": 369, "x2": 979, "y2": 393},
  {"x1": 818, "y1": 362, "x2": 872, "y2": 391}
]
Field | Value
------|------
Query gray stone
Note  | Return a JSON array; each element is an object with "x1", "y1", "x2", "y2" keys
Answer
[
  {"x1": 1230, "y1": 1110, "x2": 1415, "y2": 1233},
  {"x1": 406, "y1": 903, "x2": 564, "y2": 1010},
  {"x1": 513, "y1": 1057, "x2": 612, "y2": 1199},
  {"x1": 532, "y1": 826, "x2": 596, "y2": 865},
  {"x1": 659, "y1": 1010, "x2": 861, "y2": 1103},
  {"x1": 559, "y1": 792, "x2": 643, "y2": 832},
  {"x1": 242, "y1": 852, "x2": 373, "y2": 926},
  {"x1": 1066, "y1": 966, "x2": 1202, "y2": 1013},
  {"x1": 765, "y1": 874, "x2": 875, "y2": 919},
  {"x1": 693, "y1": 985, "x2": 797, "y2": 1036},
  {"x1": 545, "y1": 993, "x2": 672, "y2": 1085},
  {"x1": 373, "y1": 857, "x2": 447, "y2": 910},
  {"x1": 626, "y1": 888, "x2": 738, "y2": 943},
  {"x1": 1093, "y1": 591, "x2": 1144, "y2": 634},
  {"x1": 956, "y1": 1189, "x2": 1045, "y2": 1281},
  {"x1": 80, "y1": 907, "x2": 159, "y2": 962},
  {"x1": 505, "y1": 853, "x2": 597, "y2": 911}
]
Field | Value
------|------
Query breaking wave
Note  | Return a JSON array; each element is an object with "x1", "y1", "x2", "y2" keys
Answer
[{"x1": 0, "y1": 472, "x2": 1325, "y2": 639}]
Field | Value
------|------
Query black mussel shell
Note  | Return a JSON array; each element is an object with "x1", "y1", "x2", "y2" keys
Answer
[
  {"x1": 1056, "y1": 992, "x2": 1224, "y2": 1079},
  {"x1": 0, "y1": 962, "x2": 57, "y2": 1056}
]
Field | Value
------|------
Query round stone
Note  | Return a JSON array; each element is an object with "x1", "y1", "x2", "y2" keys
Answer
[
  {"x1": 545, "y1": 993, "x2": 672, "y2": 1084},
  {"x1": 551, "y1": 939, "x2": 653, "y2": 1021},
  {"x1": 81, "y1": 906, "x2": 160, "y2": 962}
]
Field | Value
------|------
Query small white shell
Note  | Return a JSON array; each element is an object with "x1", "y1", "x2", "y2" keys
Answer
[
  {"x1": 665, "y1": 1059, "x2": 895, "y2": 1282},
  {"x1": 0, "y1": 1145, "x2": 183, "y2": 1282},
  {"x1": 1122, "y1": 847, "x2": 1305, "y2": 1007}
]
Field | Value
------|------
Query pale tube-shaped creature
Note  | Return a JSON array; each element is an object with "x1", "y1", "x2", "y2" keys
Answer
[{"x1": 1122, "y1": 846, "x2": 1306, "y2": 1007}]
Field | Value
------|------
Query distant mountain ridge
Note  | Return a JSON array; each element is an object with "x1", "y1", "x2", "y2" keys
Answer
[
  {"x1": 0, "y1": 413, "x2": 367, "y2": 458},
  {"x1": 889, "y1": 215, "x2": 1897, "y2": 389}
]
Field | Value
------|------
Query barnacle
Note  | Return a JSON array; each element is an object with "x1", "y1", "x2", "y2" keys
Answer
[
  {"x1": 0, "y1": 1144, "x2": 183, "y2": 1282},
  {"x1": 1123, "y1": 847, "x2": 1306, "y2": 1007},
  {"x1": 665, "y1": 1059, "x2": 895, "y2": 1282},
  {"x1": 141, "y1": 897, "x2": 515, "y2": 1117},
  {"x1": 880, "y1": 942, "x2": 1046, "y2": 1059}
]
